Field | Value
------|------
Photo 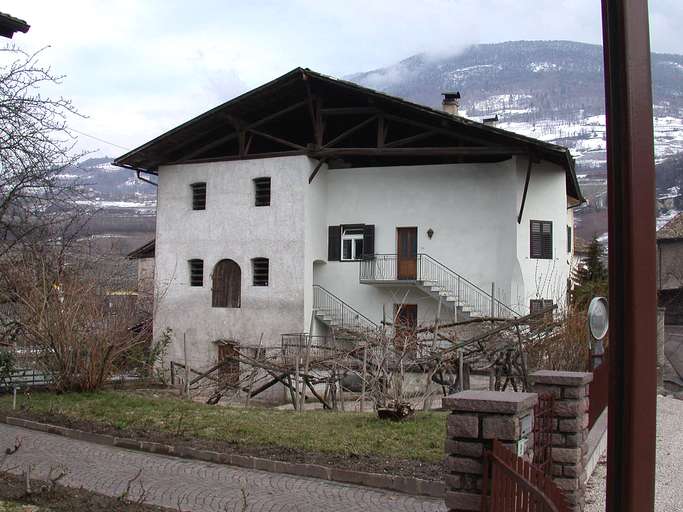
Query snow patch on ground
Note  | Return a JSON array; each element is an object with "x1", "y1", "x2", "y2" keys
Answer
[
  {"x1": 75, "y1": 199, "x2": 155, "y2": 209},
  {"x1": 448, "y1": 64, "x2": 501, "y2": 82},
  {"x1": 528, "y1": 62, "x2": 558, "y2": 72}
]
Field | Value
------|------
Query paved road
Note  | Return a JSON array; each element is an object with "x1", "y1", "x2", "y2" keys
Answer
[{"x1": 0, "y1": 424, "x2": 445, "y2": 512}]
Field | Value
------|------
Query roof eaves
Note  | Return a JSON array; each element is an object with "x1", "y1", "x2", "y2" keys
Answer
[{"x1": 113, "y1": 67, "x2": 307, "y2": 169}]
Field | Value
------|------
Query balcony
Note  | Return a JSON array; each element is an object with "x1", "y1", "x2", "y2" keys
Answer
[{"x1": 359, "y1": 253, "x2": 518, "y2": 319}]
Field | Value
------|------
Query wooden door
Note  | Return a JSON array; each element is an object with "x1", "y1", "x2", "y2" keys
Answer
[
  {"x1": 397, "y1": 227, "x2": 417, "y2": 280},
  {"x1": 218, "y1": 342, "x2": 240, "y2": 386},
  {"x1": 394, "y1": 304, "x2": 418, "y2": 349}
]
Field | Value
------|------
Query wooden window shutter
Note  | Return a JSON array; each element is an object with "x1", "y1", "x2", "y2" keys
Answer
[
  {"x1": 541, "y1": 221, "x2": 553, "y2": 259},
  {"x1": 530, "y1": 220, "x2": 552, "y2": 259},
  {"x1": 530, "y1": 221, "x2": 542, "y2": 258},
  {"x1": 362, "y1": 224, "x2": 375, "y2": 259},
  {"x1": 328, "y1": 226, "x2": 341, "y2": 261}
]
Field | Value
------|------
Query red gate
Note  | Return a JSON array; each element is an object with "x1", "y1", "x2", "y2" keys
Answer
[
  {"x1": 588, "y1": 349, "x2": 609, "y2": 429},
  {"x1": 532, "y1": 393, "x2": 554, "y2": 474},
  {"x1": 481, "y1": 440, "x2": 570, "y2": 512}
]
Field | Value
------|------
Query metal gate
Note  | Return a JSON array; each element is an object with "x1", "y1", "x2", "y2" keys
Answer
[{"x1": 481, "y1": 440, "x2": 570, "y2": 512}]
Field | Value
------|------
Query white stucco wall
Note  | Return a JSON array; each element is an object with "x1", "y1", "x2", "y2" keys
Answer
[
  {"x1": 311, "y1": 160, "x2": 522, "y2": 326},
  {"x1": 152, "y1": 154, "x2": 572, "y2": 374},
  {"x1": 513, "y1": 157, "x2": 572, "y2": 313},
  {"x1": 154, "y1": 156, "x2": 312, "y2": 375}
]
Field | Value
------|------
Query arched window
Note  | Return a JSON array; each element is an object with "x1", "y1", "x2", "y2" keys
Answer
[{"x1": 212, "y1": 259, "x2": 241, "y2": 308}]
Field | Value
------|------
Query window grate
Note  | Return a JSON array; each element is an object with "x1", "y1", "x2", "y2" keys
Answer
[
  {"x1": 530, "y1": 220, "x2": 553, "y2": 259},
  {"x1": 252, "y1": 258, "x2": 269, "y2": 286},
  {"x1": 188, "y1": 259, "x2": 204, "y2": 286},
  {"x1": 530, "y1": 299, "x2": 554, "y2": 322},
  {"x1": 191, "y1": 182, "x2": 206, "y2": 210},
  {"x1": 254, "y1": 177, "x2": 271, "y2": 206}
]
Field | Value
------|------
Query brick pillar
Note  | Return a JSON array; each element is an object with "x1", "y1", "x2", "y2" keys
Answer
[
  {"x1": 530, "y1": 370, "x2": 593, "y2": 512},
  {"x1": 442, "y1": 390, "x2": 538, "y2": 512}
]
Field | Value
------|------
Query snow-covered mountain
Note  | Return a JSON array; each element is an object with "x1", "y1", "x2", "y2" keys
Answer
[
  {"x1": 348, "y1": 40, "x2": 683, "y2": 240},
  {"x1": 348, "y1": 40, "x2": 683, "y2": 175},
  {"x1": 58, "y1": 157, "x2": 156, "y2": 213}
]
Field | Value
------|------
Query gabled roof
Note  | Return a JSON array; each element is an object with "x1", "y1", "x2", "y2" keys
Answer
[
  {"x1": 114, "y1": 68, "x2": 583, "y2": 203},
  {"x1": 0, "y1": 12, "x2": 29, "y2": 38},
  {"x1": 657, "y1": 213, "x2": 683, "y2": 241},
  {"x1": 127, "y1": 239, "x2": 155, "y2": 259}
]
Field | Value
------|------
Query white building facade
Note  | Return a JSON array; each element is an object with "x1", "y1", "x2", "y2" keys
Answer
[{"x1": 117, "y1": 68, "x2": 583, "y2": 378}]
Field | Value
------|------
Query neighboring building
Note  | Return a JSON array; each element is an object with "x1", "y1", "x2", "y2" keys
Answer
[
  {"x1": 0, "y1": 12, "x2": 29, "y2": 39},
  {"x1": 114, "y1": 68, "x2": 583, "y2": 378},
  {"x1": 128, "y1": 239, "x2": 155, "y2": 314},
  {"x1": 657, "y1": 213, "x2": 683, "y2": 324}
]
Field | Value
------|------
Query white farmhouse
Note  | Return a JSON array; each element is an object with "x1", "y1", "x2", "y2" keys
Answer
[{"x1": 116, "y1": 68, "x2": 583, "y2": 378}]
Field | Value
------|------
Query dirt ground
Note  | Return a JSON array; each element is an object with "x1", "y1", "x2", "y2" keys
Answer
[{"x1": 0, "y1": 473, "x2": 170, "y2": 511}]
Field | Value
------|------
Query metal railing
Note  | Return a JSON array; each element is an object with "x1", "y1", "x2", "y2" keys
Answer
[
  {"x1": 313, "y1": 285, "x2": 379, "y2": 333},
  {"x1": 359, "y1": 253, "x2": 518, "y2": 319}
]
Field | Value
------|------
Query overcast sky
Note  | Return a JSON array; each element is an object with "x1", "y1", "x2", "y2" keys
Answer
[{"x1": 4, "y1": 0, "x2": 682, "y2": 158}]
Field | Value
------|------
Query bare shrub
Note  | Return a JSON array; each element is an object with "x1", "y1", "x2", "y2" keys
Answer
[
  {"x1": 526, "y1": 307, "x2": 591, "y2": 372},
  {"x1": 0, "y1": 242, "x2": 153, "y2": 391}
]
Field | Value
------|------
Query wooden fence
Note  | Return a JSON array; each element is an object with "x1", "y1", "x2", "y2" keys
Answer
[{"x1": 481, "y1": 440, "x2": 570, "y2": 512}]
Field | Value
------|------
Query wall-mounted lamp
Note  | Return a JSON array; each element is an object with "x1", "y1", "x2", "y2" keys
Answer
[{"x1": 427, "y1": 228, "x2": 434, "y2": 239}]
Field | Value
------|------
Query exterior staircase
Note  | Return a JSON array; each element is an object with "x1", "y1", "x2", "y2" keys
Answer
[
  {"x1": 360, "y1": 253, "x2": 518, "y2": 321},
  {"x1": 312, "y1": 285, "x2": 379, "y2": 336}
]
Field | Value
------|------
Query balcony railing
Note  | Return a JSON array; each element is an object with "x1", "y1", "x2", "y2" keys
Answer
[{"x1": 360, "y1": 253, "x2": 518, "y2": 319}]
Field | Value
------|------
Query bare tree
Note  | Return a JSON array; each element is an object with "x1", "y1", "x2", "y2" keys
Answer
[{"x1": 0, "y1": 45, "x2": 85, "y2": 256}]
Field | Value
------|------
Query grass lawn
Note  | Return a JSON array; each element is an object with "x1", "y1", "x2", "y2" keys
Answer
[
  {"x1": 0, "y1": 502, "x2": 43, "y2": 511},
  {"x1": 0, "y1": 391, "x2": 447, "y2": 463}
]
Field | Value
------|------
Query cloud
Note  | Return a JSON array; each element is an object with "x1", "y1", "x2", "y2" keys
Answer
[{"x1": 2, "y1": 0, "x2": 681, "y2": 158}]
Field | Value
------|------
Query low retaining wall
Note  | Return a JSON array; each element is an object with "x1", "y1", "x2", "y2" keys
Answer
[
  {"x1": 0, "y1": 415, "x2": 444, "y2": 499},
  {"x1": 583, "y1": 408, "x2": 608, "y2": 483}
]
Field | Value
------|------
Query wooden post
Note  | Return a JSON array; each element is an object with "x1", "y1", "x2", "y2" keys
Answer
[
  {"x1": 338, "y1": 368, "x2": 346, "y2": 412},
  {"x1": 183, "y1": 333, "x2": 190, "y2": 399},
  {"x1": 12, "y1": 387, "x2": 17, "y2": 411},
  {"x1": 458, "y1": 348, "x2": 464, "y2": 392},
  {"x1": 299, "y1": 332, "x2": 313, "y2": 411},
  {"x1": 170, "y1": 361, "x2": 175, "y2": 386},
  {"x1": 360, "y1": 343, "x2": 368, "y2": 413},
  {"x1": 294, "y1": 336, "x2": 301, "y2": 411},
  {"x1": 245, "y1": 333, "x2": 263, "y2": 407}
]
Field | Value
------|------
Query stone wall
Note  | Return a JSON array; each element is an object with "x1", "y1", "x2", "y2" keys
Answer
[
  {"x1": 442, "y1": 390, "x2": 538, "y2": 512},
  {"x1": 443, "y1": 372, "x2": 594, "y2": 512},
  {"x1": 530, "y1": 370, "x2": 593, "y2": 512}
]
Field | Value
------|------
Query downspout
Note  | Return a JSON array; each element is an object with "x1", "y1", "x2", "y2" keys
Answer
[
  {"x1": 136, "y1": 170, "x2": 158, "y2": 187},
  {"x1": 517, "y1": 154, "x2": 533, "y2": 224}
]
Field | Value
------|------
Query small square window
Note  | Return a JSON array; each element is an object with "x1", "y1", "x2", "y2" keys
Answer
[
  {"x1": 190, "y1": 182, "x2": 206, "y2": 210},
  {"x1": 341, "y1": 226, "x2": 364, "y2": 261},
  {"x1": 188, "y1": 259, "x2": 204, "y2": 286},
  {"x1": 252, "y1": 258, "x2": 269, "y2": 286},
  {"x1": 254, "y1": 177, "x2": 271, "y2": 207}
]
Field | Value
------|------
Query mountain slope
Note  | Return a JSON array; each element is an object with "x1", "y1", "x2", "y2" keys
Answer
[{"x1": 349, "y1": 40, "x2": 683, "y2": 171}]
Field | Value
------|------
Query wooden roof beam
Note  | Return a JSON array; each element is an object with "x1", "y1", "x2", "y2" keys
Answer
[{"x1": 311, "y1": 147, "x2": 527, "y2": 158}]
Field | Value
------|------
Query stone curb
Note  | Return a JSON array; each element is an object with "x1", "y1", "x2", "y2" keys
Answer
[{"x1": 1, "y1": 416, "x2": 445, "y2": 499}]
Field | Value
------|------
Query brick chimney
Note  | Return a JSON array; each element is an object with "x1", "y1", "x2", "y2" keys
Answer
[{"x1": 442, "y1": 92, "x2": 461, "y2": 115}]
